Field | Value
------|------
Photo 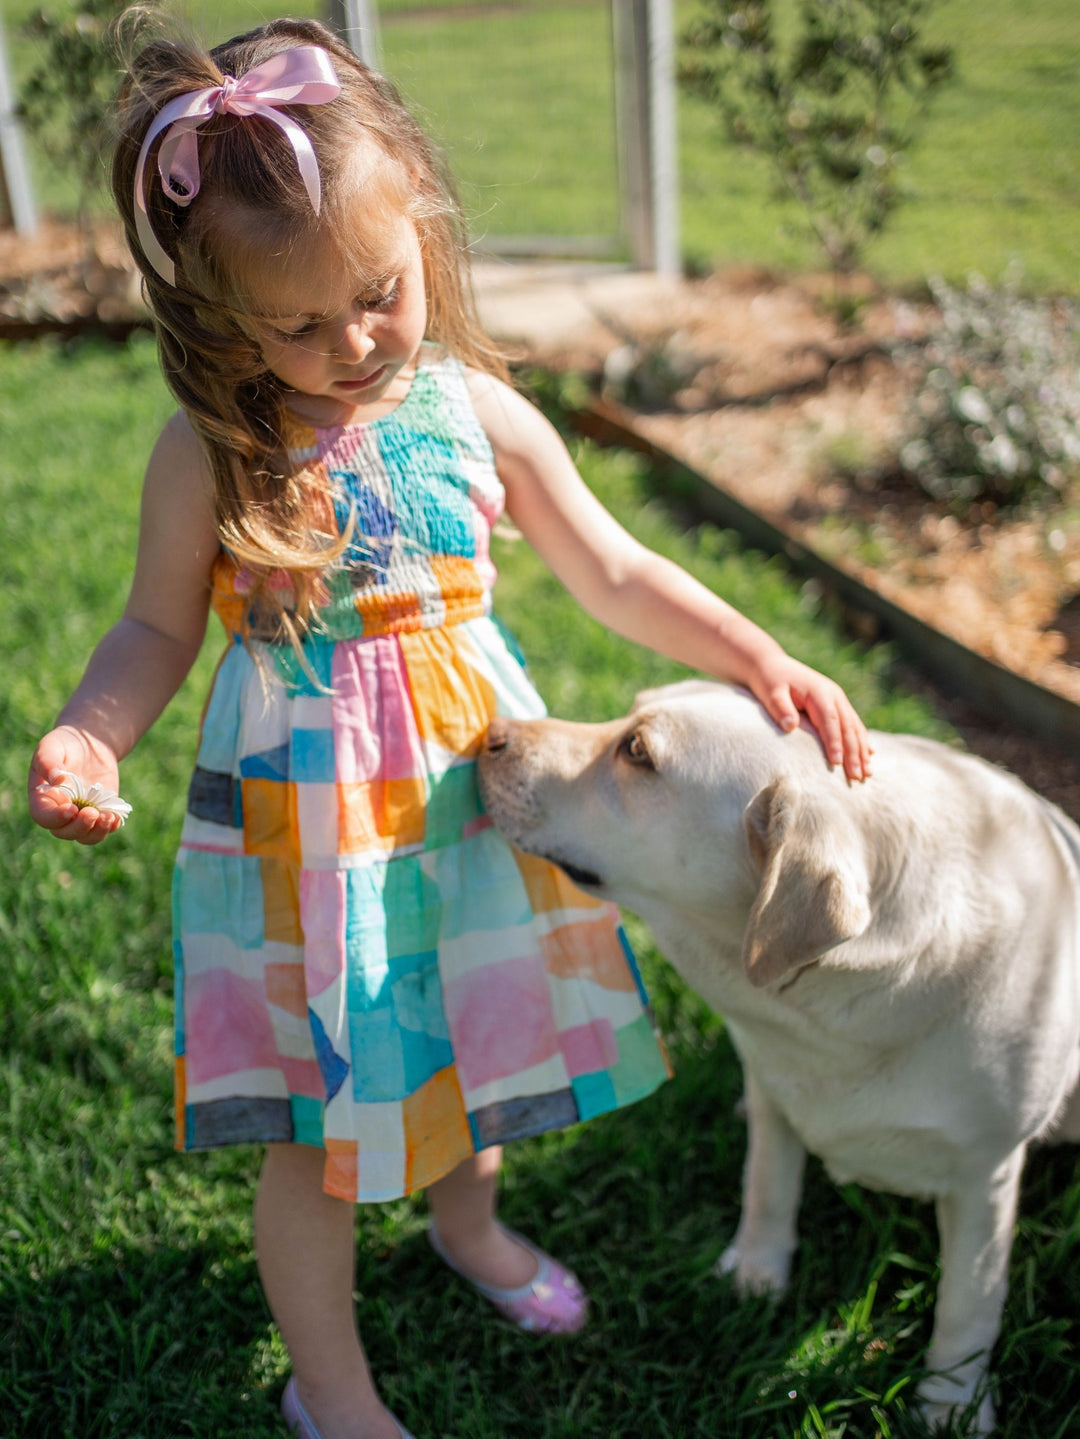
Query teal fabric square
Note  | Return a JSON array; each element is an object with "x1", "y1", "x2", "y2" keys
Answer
[
  {"x1": 377, "y1": 422, "x2": 474, "y2": 556},
  {"x1": 424, "y1": 762, "x2": 482, "y2": 851},
  {"x1": 272, "y1": 639, "x2": 335, "y2": 696},
  {"x1": 177, "y1": 850, "x2": 264, "y2": 949},
  {"x1": 290, "y1": 1094, "x2": 325, "y2": 1145},
  {"x1": 197, "y1": 651, "x2": 247, "y2": 773},
  {"x1": 571, "y1": 1070, "x2": 617, "y2": 1121},
  {"x1": 609, "y1": 1014, "x2": 669, "y2": 1106},
  {"x1": 399, "y1": 1022, "x2": 453, "y2": 1096},
  {"x1": 391, "y1": 956, "x2": 450, "y2": 1043},
  {"x1": 383, "y1": 856, "x2": 442, "y2": 958},
  {"x1": 291, "y1": 727, "x2": 336, "y2": 782},
  {"x1": 431, "y1": 830, "x2": 531, "y2": 943},
  {"x1": 348, "y1": 1006, "x2": 405, "y2": 1101}
]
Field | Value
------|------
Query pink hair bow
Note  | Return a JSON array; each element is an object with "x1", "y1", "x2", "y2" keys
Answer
[{"x1": 133, "y1": 44, "x2": 342, "y2": 286}]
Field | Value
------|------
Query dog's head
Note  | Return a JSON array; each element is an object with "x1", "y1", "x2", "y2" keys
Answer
[{"x1": 478, "y1": 681, "x2": 872, "y2": 988}]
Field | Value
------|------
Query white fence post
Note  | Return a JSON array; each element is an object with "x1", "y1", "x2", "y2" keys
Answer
[
  {"x1": 326, "y1": 0, "x2": 381, "y2": 70},
  {"x1": 0, "y1": 15, "x2": 38, "y2": 236},
  {"x1": 613, "y1": 0, "x2": 679, "y2": 275}
]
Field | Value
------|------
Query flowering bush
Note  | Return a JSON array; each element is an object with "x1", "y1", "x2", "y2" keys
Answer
[{"x1": 898, "y1": 273, "x2": 1080, "y2": 508}]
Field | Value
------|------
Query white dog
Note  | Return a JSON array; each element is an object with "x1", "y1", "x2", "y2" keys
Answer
[{"x1": 477, "y1": 681, "x2": 1080, "y2": 1435}]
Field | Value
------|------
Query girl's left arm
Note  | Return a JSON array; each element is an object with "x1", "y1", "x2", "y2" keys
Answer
[{"x1": 469, "y1": 373, "x2": 872, "y2": 781}]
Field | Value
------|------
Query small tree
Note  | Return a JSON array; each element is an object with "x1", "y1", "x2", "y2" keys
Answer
[
  {"x1": 18, "y1": 0, "x2": 127, "y2": 221},
  {"x1": 680, "y1": 0, "x2": 953, "y2": 277}
]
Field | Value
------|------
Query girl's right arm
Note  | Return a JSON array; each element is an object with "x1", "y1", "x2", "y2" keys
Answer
[{"x1": 28, "y1": 412, "x2": 220, "y2": 844}]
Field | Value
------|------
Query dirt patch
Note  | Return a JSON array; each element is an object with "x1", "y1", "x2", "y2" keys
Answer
[
  {"x1": 0, "y1": 219, "x2": 145, "y2": 331},
  {"x1": 5, "y1": 221, "x2": 1079, "y2": 818},
  {"x1": 512, "y1": 266, "x2": 1080, "y2": 819}
]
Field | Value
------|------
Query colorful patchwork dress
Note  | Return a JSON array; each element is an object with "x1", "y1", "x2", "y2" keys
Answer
[{"x1": 173, "y1": 350, "x2": 670, "y2": 1202}]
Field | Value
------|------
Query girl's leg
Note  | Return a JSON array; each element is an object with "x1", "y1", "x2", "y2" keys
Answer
[
  {"x1": 254, "y1": 1143, "x2": 403, "y2": 1439},
  {"x1": 425, "y1": 1145, "x2": 537, "y2": 1289}
]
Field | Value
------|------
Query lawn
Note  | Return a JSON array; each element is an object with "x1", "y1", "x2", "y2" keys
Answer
[
  {"x1": 3, "y1": 0, "x2": 1079, "y2": 289},
  {"x1": 2, "y1": 335, "x2": 1079, "y2": 1438}
]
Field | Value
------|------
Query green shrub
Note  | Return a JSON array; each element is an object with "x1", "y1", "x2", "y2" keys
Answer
[
  {"x1": 18, "y1": 0, "x2": 128, "y2": 217},
  {"x1": 898, "y1": 272, "x2": 1080, "y2": 508},
  {"x1": 679, "y1": 0, "x2": 953, "y2": 276}
]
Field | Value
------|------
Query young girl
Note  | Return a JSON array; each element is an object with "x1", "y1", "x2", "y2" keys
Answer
[{"x1": 29, "y1": 18, "x2": 871, "y2": 1439}]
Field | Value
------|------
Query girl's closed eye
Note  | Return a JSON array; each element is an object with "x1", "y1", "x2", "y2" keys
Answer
[
  {"x1": 267, "y1": 283, "x2": 399, "y2": 344},
  {"x1": 359, "y1": 279, "x2": 399, "y2": 312}
]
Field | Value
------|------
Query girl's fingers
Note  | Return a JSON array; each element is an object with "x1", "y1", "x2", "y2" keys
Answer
[
  {"x1": 765, "y1": 686, "x2": 800, "y2": 734},
  {"x1": 49, "y1": 805, "x2": 121, "y2": 845}
]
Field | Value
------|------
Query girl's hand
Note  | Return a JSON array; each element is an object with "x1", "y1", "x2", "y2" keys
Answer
[
  {"x1": 28, "y1": 726, "x2": 125, "y2": 844},
  {"x1": 747, "y1": 656, "x2": 873, "y2": 782}
]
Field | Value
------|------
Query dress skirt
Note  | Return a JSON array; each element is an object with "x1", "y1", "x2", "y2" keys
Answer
[{"x1": 173, "y1": 614, "x2": 670, "y2": 1202}]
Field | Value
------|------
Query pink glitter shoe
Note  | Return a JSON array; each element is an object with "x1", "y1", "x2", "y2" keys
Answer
[
  {"x1": 427, "y1": 1222, "x2": 589, "y2": 1334},
  {"x1": 281, "y1": 1377, "x2": 415, "y2": 1439}
]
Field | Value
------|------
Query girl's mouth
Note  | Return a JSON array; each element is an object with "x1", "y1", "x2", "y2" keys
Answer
[{"x1": 337, "y1": 366, "x2": 387, "y2": 392}]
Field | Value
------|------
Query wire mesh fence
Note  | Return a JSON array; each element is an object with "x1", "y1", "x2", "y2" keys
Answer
[
  {"x1": 377, "y1": 0, "x2": 621, "y2": 256},
  {"x1": 2, "y1": 0, "x2": 625, "y2": 257}
]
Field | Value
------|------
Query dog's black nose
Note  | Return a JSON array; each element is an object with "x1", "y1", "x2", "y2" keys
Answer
[{"x1": 484, "y1": 717, "x2": 510, "y2": 753}]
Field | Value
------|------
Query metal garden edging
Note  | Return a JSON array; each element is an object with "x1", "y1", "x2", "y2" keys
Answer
[{"x1": 569, "y1": 397, "x2": 1080, "y2": 751}]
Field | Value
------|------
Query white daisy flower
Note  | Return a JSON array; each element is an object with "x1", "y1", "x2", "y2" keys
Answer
[{"x1": 55, "y1": 772, "x2": 133, "y2": 825}]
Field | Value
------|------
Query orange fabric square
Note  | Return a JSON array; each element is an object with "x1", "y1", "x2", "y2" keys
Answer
[
  {"x1": 261, "y1": 856, "x2": 303, "y2": 945},
  {"x1": 374, "y1": 776, "x2": 426, "y2": 846},
  {"x1": 540, "y1": 915, "x2": 639, "y2": 992},
  {"x1": 208, "y1": 553, "x2": 247, "y2": 637},
  {"x1": 338, "y1": 782, "x2": 379, "y2": 853},
  {"x1": 242, "y1": 778, "x2": 299, "y2": 861},
  {"x1": 399, "y1": 628, "x2": 495, "y2": 758},
  {"x1": 513, "y1": 849, "x2": 607, "y2": 916},
  {"x1": 354, "y1": 589, "x2": 422, "y2": 635},
  {"x1": 429, "y1": 555, "x2": 486, "y2": 621},
  {"x1": 403, "y1": 1065, "x2": 472, "y2": 1193},
  {"x1": 174, "y1": 1056, "x2": 186, "y2": 1151},
  {"x1": 322, "y1": 1138, "x2": 359, "y2": 1200},
  {"x1": 265, "y1": 962, "x2": 308, "y2": 1019}
]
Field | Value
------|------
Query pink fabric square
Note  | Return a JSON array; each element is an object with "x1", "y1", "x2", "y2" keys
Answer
[
  {"x1": 280, "y1": 1055, "x2": 327, "y2": 1099},
  {"x1": 332, "y1": 636, "x2": 426, "y2": 783},
  {"x1": 300, "y1": 869, "x2": 348, "y2": 998},
  {"x1": 444, "y1": 954, "x2": 559, "y2": 1091},
  {"x1": 186, "y1": 968, "x2": 279, "y2": 1084},
  {"x1": 558, "y1": 1019, "x2": 618, "y2": 1078}
]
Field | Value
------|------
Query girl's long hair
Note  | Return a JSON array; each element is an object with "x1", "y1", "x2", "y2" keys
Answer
[{"x1": 112, "y1": 16, "x2": 507, "y2": 645}]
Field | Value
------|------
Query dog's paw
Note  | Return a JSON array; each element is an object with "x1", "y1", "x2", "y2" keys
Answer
[
  {"x1": 715, "y1": 1242, "x2": 791, "y2": 1297},
  {"x1": 917, "y1": 1377, "x2": 995, "y2": 1436}
]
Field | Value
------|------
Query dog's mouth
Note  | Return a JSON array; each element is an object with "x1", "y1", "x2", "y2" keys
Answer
[{"x1": 544, "y1": 854, "x2": 604, "y2": 890}]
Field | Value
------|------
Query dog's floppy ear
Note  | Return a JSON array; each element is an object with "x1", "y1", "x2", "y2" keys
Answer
[{"x1": 742, "y1": 776, "x2": 872, "y2": 988}]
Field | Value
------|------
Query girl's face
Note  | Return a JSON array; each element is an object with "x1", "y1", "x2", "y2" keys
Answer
[{"x1": 250, "y1": 211, "x2": 428, "y2": 426}]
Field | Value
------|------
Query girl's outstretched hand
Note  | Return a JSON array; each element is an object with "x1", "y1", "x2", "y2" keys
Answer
[
  {"x1": 747, "y1": 655, "x2": 873, "y2": 782},
  {"x1": 28, "y1": 726, "x2": 127, "y2": 844}
]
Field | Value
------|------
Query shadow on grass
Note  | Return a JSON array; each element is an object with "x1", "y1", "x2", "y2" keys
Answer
[{"x1": 4, "y1": 1036, "x2": 1079, "y2": 1438}]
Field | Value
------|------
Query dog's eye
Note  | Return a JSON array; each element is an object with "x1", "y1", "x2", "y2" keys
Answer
[{"x1": 620, "y1": 731, "x2": 655, "y2": 769}]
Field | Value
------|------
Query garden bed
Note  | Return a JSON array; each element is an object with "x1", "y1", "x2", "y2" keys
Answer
[{"x1": 519, "y1": 266, "x2": 1080, "y2": 818}]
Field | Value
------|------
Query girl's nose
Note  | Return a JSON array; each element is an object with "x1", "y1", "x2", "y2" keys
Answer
[{"x1": 335, "y1": 318, "x2": 376, "y2": 362}]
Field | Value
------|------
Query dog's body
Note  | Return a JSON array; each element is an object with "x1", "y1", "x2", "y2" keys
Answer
[{"x1": 477, "y1": 682, "x2": 1080, "y2": 1434}]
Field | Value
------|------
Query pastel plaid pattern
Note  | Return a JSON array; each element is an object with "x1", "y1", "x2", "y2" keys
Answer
[{"x1": 173, "y1": 353, "x2": 670, "y2": 1201}]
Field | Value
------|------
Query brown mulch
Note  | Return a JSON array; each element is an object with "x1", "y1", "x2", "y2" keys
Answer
[
  {"x1": 4, "y1": 221, "x2": 1079, "y2": 820},
  {"x1": 524, "y1": 266, "x2": 1080, "y2": 821}
]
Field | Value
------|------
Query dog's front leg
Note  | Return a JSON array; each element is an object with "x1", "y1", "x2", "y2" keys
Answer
[
  {"x1": 919, "y1": 1145, "x2": 1026, "y2": 1437},
  {"x1": 717, "y1": 1071, "x2": 806, "y2": 1296}
]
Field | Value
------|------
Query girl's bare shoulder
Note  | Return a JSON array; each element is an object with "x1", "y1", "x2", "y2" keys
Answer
[{"x1": 464, "y1": 368, "x2": 558, "y2": 462}]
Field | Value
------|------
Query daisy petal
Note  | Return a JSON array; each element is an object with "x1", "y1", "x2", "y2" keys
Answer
[{"x1": 55, "y1": 772, "x2": 133, "y2": 824}]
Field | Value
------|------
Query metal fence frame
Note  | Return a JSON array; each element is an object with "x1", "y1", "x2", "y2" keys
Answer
[{"x1": 328, "y1": 0, "x2": 678, "y2": 274}]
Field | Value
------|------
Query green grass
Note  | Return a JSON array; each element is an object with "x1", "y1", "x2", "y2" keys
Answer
[
  {"x1": 3, "y1": 335, "x2": 1079, "y2": 1438},
  {"x1": 677, "y1": 0, "x2": 1080, "y2": 291},
  {"x1": 4, "y1": 0, "x2": 1080, "y2": 288}
]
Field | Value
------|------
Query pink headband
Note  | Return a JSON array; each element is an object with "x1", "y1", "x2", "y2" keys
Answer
[{"x1": 133, "y1": 45, "x2": 342, "y2": 286}]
